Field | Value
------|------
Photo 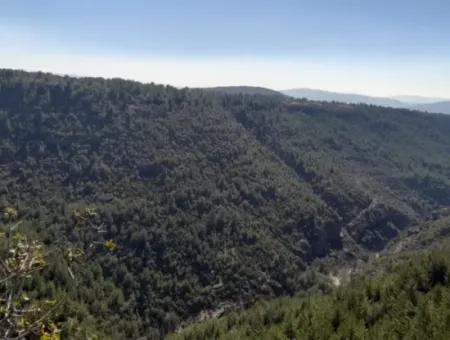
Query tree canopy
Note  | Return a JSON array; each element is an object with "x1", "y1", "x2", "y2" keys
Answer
[{"x1": 1, "y1": 69, "x2": 450, "y2": 337}]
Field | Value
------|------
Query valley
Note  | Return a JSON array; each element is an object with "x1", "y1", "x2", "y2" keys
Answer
[{"x1": 1, "y1": 69, "x2": 450, "y2": 338}]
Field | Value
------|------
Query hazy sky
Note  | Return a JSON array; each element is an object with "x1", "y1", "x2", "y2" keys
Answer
[{"x1": 1, "y1": 0, "x2": 449, "y2": 97}]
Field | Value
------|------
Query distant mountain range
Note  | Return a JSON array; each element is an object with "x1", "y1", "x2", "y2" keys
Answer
[
  {"x1": 201, "y1": 86, "x2": 450, "y2": 114},
  {"x1": 282, "y1": 88, "x2": 450, "y2": 114},
  {"x1": 390, "y1": 95, "x2": 446, "y2": 104},
  {"x1": 282, "y1": 88, "x2": 406, "y2": 108},
  {"x1": 411, "y1": 101, "x2": 450, "y2": 114}
]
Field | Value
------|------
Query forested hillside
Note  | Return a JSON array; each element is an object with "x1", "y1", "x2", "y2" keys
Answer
[
  {"x1": 169, "y1": 250, "x2": 450, "y2": 340},
  {"x1": 1, "y1": 69, "x2": 450, "y2": 338},
  {"x1": 201, "y1": 86, "x2": 284, "y2": 97}
]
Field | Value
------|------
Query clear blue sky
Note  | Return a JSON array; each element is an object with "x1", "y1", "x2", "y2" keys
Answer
[{"x1": 1, "y1": 0, "x2": 449, "y2": 97}]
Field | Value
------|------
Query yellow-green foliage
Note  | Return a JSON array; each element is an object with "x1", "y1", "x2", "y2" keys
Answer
[
  {"x1": 0, "y1": 208, "x2": 58, "y2": 339},
  {"x1": 169, "y1": 250, "x2": 450, "y2": 340},
  {"x1": 0, "y1": 206, "x2": 115, "y2": 339}
]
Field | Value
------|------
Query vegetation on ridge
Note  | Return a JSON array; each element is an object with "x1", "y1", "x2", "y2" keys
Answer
[
  {"x1": 1, "y1": 69, "x2": 450, "y2": 337},
  {"x1": 169, "y1": 250, "x2": 450, "y2": 340}
]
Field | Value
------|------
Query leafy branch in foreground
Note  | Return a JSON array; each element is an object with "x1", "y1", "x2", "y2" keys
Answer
[
  {"x1": 0, "y1": 207, "x2": 117, "y2": 339},
  {"x1": 0, "y1": 207, "x2": 59, "y2": 339}
]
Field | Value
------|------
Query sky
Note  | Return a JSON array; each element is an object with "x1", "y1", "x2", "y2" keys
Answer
[{"x1": 1, "y1": 0, "x2": 449, "y2": 98}]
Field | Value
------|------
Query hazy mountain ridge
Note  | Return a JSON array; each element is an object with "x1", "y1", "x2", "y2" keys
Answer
[
  {"x1": 391, "y1": 95, "x2": 447, "y2": 104},
  {"x1": 281, "y1": 88, "x2": 405, "y2": 108},
  {"x1": 411, "y1": 101, "x2": 450, "y2": 114},
  {"x1": 196, "y1": 87, "x2": 450, "y2": 114},
  {"x1": 282, "y1": 88, "x2": 450, "y2": 114}
]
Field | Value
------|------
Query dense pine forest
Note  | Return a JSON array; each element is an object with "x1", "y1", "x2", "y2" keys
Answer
[
  {"x1": 169, "y1": 249, "x2": 450, "y2": 340},
  {"x1": 1, "y1": 69, "x2": 450, "y2": 338}
]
